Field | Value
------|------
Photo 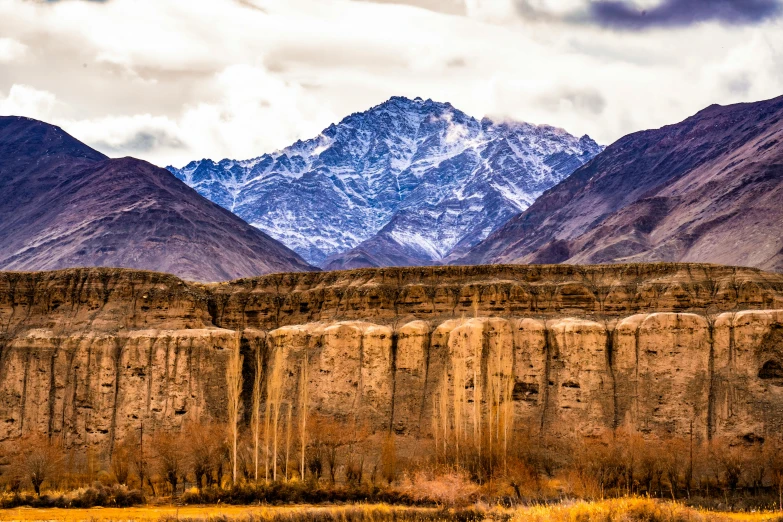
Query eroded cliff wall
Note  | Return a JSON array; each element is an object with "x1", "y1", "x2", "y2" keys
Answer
[{"x1": 0, "y1": 265, "x2": 782, "y2": 458}]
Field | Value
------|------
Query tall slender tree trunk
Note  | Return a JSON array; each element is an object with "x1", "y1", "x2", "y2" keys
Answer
[
  {"x1": 300, "y1": 352, "x2": 308, "y2": 480},
  {"x1": 252, "y1": 345, "x2": 262, "y2": 483},
  {"x1": 226, "y1": 336, "x2": 244, "y2": 485}
]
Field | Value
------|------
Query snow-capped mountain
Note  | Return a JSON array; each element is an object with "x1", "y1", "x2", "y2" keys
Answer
[{"x1": 167, "y1": 96, "x2": 602, "y2": 268}]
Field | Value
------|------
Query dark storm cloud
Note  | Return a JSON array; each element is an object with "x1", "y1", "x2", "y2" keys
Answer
[
  {"x1": 93, "y1": 129, "x2": 185, "y2": 155},
  {"x1": 586, "y1": 0, "x2": 782, "y2": 29},
  {"x1": 725, "y1": 74, "x2": 752, "y2": 95},
  {"x1": 537, "y1": 88, "x2": 607, "y2": 116},
  {"x1": 515, "y1": 0, "x2": 782, "y2": 29}
]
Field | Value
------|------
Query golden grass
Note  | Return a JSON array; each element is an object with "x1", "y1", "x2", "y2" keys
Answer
[
  {"x1": 0, "y1": 498, "x2": 779, "y2": 522},
  {"x1": 0, "y1": 503, "x2": 439, "y2": 522},
  {"x1": 509, "y1": 498, "x2": 780, "y2": 522}
]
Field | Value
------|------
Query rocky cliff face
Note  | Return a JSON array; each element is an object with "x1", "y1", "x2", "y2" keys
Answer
[{"x1": 1, "y1": 264, "x2": 782, "y2": 458}]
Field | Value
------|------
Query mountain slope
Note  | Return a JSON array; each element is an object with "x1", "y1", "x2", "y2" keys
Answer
[
  {"x1": 459, "y1": 95, "x2": 783, "y2": 272},
  {"x1": 168, "y1": 96, "x2": 602, "y2": 267},
  {"x1": 0, "y1": 116, "x2": 314, "y2": 281}
]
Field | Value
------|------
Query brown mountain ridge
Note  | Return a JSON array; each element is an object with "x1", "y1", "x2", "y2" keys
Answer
[
  {"x1": 0, "y1": 116, "x2": 315, "y2": 282},
  {"x1": 458, "y1": 95, "x2": 783, "y2": 272}
]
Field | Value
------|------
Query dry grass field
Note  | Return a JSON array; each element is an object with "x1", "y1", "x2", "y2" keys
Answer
[
  {"x1": 0, "y1": 504, "x2": 439, "y2": 522},
  {"x1": 0, "y1": 499, "x2": 780, "y2": 522}
]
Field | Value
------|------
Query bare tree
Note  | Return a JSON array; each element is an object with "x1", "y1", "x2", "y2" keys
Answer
[
  {"x1": 661, "y1": 437, "x2": 688, "y2": 499},
  {"x1": 309, "y1": 413, "x2": 348, "y2": 485},
  {"x1": 381, "y1": 433, "x2": 397, "y2": 485},
  {"x1": 237, "y1": 433, "x2": 256, "y2": 482},
  {"x1": 285, "y1": 402, "x2": 293, "y2": 480},
  {"x1": 185, "y1": 421, "x2": 224, "y2": 490},
  {"x1": 766, "y1": 438, "x2": 783, "y2": 511},
  {"x1": 265, "y1": 344, "x2": 284, "y2": 482},
  {"x1": 151, "y1": 431, "x2": 187, "y2": 495},
  {"x1": 252, "y1": 340, "x2": 263, "y2": 482},
  {"x1": 111, "y1": 437, "x2": 133, "y2": 486},
  {"x1": 227, "y1": 336, "x2": 244, "y2": 485},
  {"x1": 711, "y1": 438, "x2": 743, "y2": 491},
  {"x1": 300, "y1": 350, "x2": 308, "y2": 481},
  {"x1": 124, "y1": 425, "x2": 152, "y2": 495},
  {"x1": 13, "y1": 434, "x2": 63, "y2": 496}
]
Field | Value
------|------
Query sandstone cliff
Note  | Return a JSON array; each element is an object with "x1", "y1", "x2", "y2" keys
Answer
[{"x1": 1, "y1": 264, "x2": 782, "y2": 458}]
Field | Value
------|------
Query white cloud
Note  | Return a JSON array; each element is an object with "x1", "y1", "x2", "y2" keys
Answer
[
  {"x1": 0, "y1": 37, "x2": 26, "y2": 63},
  {"x1": 0, "y1": 0, "x2": 781, "y2": 166},
  {"x1": 0, "y1": 84, "x2": 57, "y2": 119},
  {"x1": 177, "y1": 64, "x2": 338, "y2": 162}
]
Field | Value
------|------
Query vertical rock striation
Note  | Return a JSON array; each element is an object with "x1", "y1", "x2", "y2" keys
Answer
[{"x1": 0, "y1": 264, "x2": 782, "y2": 458}]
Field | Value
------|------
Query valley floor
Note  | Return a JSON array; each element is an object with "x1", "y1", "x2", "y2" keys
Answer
[{"x1": 0, "y1": 499, "x2": 780, "y2": 522}]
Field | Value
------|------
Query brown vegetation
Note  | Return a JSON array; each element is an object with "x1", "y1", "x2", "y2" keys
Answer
[
  {"x1": 6, "y1": 434, "x2": 63, "y2": 496},
  {"x1": 2, "y1": 421, "x2": 783, "y2": 514}
]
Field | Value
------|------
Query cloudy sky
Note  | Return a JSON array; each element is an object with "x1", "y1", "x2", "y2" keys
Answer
[{"x1": 1, "y1": 0, "x2": 782, "y2": 167}]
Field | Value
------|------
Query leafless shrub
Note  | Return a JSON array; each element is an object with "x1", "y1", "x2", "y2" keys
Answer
[
  {"x1": 151, "y1": 431, "x2": 187, "y2": 495},
  {"x1": 184, "y1": 421, "x2": 225, "y2": 490},
  {"x1": 10, "y1": 434, "x2": 64, "y2": 496}
]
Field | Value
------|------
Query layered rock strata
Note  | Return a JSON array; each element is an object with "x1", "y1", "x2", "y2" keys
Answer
[{"x1": 0, "y1": 264, "x2": 782, "y2": 457}]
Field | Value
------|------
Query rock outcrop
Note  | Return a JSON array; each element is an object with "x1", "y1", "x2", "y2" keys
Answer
[{"x1": 1, "y1": 263, "x2": 782, "y2": 458}]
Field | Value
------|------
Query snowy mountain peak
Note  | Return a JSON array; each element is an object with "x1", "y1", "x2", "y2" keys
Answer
[{"x1": 168, "y1": 96, "x2": 603, "y2": 267}]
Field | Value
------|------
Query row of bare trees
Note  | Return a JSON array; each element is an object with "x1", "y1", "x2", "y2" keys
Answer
[
  {"x1": 3, "y1": 423, "x2": 783, "y2": 510},
  {"x1": 449, "y1": 430, "x2": 783, "y2": 508},
  {"x1": 0, "y1": 423, "x2": 226, "y2": 497},
  {"x1": 0, "y1": 415, "x2": 388, "y2": 497}
]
